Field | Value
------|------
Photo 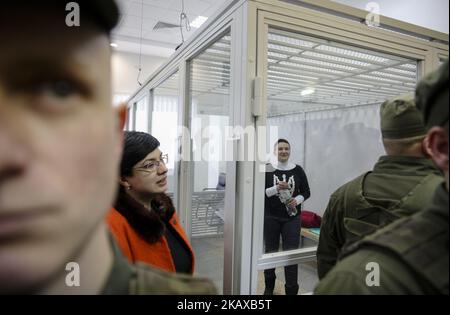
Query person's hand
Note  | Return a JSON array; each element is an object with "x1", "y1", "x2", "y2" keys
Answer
[
  {"x1": 287, "y1": 199, "x2": 298, "y2": 209},
  {"x1": 277, "y1": 181, "x2": 289, "y2": 191}
]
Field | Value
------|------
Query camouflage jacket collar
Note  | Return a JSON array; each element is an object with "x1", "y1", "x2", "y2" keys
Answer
[{"x1": 374, "y1": 155, "x2": 440, "y2": 176}]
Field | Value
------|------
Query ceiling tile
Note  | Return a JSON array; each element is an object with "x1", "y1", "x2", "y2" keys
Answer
[
  {"x1": 143, "y1": 0, "x2": 178, "y2": 9},
  {"x1": 126, "y1": 2, "x2": 168, "y2": 20},
  {"x1": 113, "y1": 0, "x2": 231, "y2": 54}
]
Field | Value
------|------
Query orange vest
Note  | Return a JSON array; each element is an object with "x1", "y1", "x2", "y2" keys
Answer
[{"x1": 106, "y1": 208, "x2": 195, "y2": 274}]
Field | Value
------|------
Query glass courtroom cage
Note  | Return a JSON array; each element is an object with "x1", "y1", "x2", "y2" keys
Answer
[{"x1": 125, "y1": 0, "x2": 449, "y2": 294}]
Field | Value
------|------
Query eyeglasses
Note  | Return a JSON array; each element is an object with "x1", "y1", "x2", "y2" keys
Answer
[{"x1": 134, "y1": 154, "x2": 169, "y2": 173}]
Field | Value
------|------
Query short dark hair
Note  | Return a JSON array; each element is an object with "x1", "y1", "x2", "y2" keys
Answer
[
  {"x1": 274, "y1": 139, "x2": 290, "y2": 149},
  {"x1": 120, "y1": 132, "x2": 160, "y2": 177}
]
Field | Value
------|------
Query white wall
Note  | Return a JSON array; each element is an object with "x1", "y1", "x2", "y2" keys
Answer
[
  {"x1": 331, "y1": 0, "x2": 449, "y2": 34},
  {"x1": 303, "y1": 105, "x2": 384, "y2": 216},
  {"x1": 111, "y1": 51, "x2": 168, "y2": 98}
]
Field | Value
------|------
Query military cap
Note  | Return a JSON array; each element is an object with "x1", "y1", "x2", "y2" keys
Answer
[
  {"x1": 380, "y1": 94, "x2": 426, "y2": 139},
  {"x1": 416, "y1": 60, "x2": 449, "y2": 130}
]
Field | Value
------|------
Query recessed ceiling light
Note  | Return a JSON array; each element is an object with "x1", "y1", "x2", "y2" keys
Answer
[
  {"x1": 301, "y1": 88, "x2": 315, "y2": 96},
  {"x1": 190, "y1": 16, "x2": 208, "y2": 28},
  {"x1": 110, "y1": 43, "x2": 118, "y2": 48}
]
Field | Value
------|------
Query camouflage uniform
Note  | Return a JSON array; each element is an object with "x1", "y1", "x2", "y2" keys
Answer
[
  {"x1": 102, "y1": 236, "x2": 217, "y2": 295},
  {"x1": 315, "y1": 184, "x2": 448, "y2": 294},
  {"x1": 315, "y1": 60, "x2": 449, "y2": 295},
  {"x1": 317, "y1": 95, "x2": 442, "y2": 279},
  {"x1": 317, "y1": 156, "x2": 442, "y2": 279}
]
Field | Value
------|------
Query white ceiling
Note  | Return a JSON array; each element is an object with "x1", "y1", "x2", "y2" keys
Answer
[
  {"x1": 112, "y1": 0, "x2": 448, "y2": 59},
  {"x1": 331, "y1": 0, "x2": 449, "y2": 34},
  {"x1": 112, "y1": 0, "x2": 232, "y2": 57}
]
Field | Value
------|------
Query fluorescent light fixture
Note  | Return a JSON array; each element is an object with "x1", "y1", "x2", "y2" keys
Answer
[
  {"x1": 110, "y1": 43, "x2": 118, "y2": 48},
  {"x1": 190, "y1": 16, "x2": 208, "y2": 28},
  {"x1": 301, "y1": 88, "x2": 315, "y2": 96}
]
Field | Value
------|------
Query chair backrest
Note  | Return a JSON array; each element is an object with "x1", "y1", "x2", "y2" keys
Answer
[{"x1": 216, "y1": 173, "x2": 226, "y2": 190}]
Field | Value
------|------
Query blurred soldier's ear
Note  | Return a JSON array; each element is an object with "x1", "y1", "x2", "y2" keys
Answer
[
  {"x1": 421, "y1": 136, "x2": 433, "y2": 158},
  {"x1": 427, "y1": 125, "x2": 449, "y2": 172}
]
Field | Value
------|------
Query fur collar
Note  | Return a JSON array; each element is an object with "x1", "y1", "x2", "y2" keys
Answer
[{"x1": 114, "y1": 188, "x2": 175, "y2": 244}]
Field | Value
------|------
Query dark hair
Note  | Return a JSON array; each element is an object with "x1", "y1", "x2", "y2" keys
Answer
[
  {"x1": 120, "y1": 131, "x2": 160, "y2": 177},
  {"x1": 274, "y1": 139, "x2": 290, "y2": 149},
  {"x1": 115, "y1": 131, "x2": 174, "y2": 244}
]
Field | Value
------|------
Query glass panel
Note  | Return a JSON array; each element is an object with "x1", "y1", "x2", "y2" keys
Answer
[
  {"x1": 261, "y1": 27, "x2": 418, "y2": 292},
  {"x1": 126, "y1": 105, "x2": 134, "y2": 131},
  {"x1": 189, "y1": 32, "x2": 231, "y2": 294},
  {"x1": 135, "y1": 95, "x2": 149, "y2": 132},
  {"x1": 152, "y1": 72, "x2": 180, "y2": 194}
]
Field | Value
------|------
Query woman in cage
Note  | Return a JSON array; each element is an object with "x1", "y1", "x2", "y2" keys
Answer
[{"x1": 264, "y1": 139, "x2": 311, "y2": 295}]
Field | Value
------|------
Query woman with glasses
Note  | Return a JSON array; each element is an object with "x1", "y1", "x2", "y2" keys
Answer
[{"x1": 106, "y1": 131, "x2": 194, "y2": 274}]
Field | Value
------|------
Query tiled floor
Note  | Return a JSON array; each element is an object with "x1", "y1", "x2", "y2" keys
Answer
[
  {"x1": 191, "y1": 236, "x2": 225, "y2": 294},
  {"x1": 191, "y1": 236, "x2": 319, "y2": 295}
]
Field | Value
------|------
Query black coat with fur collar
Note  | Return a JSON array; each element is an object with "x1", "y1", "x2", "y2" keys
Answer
[{"x1": 114, "y1": 188, "x2": 175, "y2": 244}]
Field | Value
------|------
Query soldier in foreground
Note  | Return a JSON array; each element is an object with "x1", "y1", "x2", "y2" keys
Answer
[
  {"x1": 315, "y1": 61, "x2": 449, "y2": 294},
  {"x1": 317, "y1": 95, "x2": 442, "y2": 279},
  {"x1": 0, "y1": 1, "x2": 215, "y2": 294}
]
